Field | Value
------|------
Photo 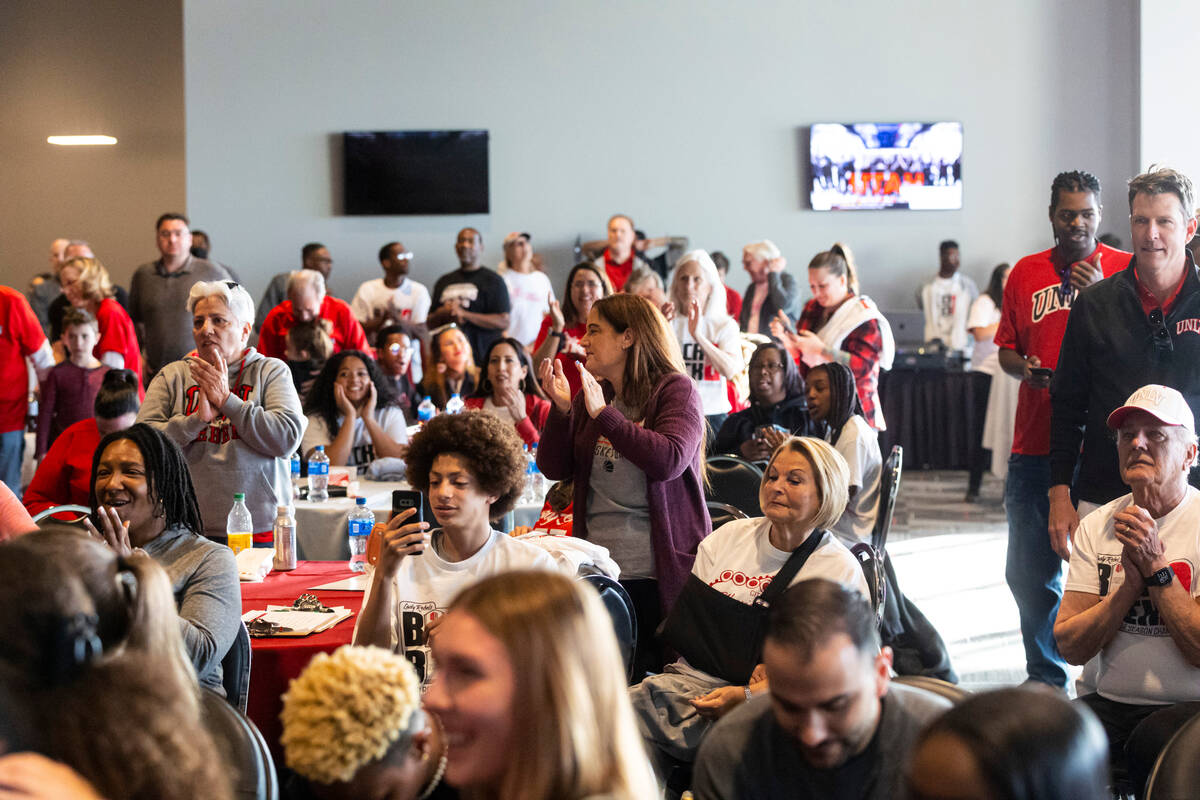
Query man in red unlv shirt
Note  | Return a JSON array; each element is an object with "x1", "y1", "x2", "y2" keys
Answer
[{"x1": 993, "y1": 170, "x2": 1130, "y2": 689}]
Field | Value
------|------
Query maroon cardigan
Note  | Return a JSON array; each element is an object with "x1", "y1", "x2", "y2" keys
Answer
[{"x1": 537, "y1": 371, "x2": 710, "y2": 610}]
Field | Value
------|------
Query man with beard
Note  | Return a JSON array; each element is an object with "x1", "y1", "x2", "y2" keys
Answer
[{"x1": 691, "y1": 579, "x2": 950, "y2": 800}]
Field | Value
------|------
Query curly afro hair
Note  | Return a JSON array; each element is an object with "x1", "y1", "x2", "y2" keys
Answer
[{"x1": 405, "y1": 410, "x2": 527, "y2": 520}]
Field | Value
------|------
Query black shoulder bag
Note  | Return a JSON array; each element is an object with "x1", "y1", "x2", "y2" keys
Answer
[{"x1": 657, "y1": 530, "x2": 827, "y2": 685}]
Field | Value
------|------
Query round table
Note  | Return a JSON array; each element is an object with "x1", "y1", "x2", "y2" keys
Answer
[{"x1": 241, "y1": 561, "x2": 363, "y2": 762}]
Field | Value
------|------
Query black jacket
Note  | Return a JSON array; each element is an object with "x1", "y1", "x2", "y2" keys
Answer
[
  {"x1": 712, "y1": 393, "x2": 812, "y2": 456},
  {"x1": 1050, "y1": 254, "x2": 1200, "y2": 504}
]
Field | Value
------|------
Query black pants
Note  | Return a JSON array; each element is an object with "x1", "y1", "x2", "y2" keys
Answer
[
  {"x1": 622, "y1": 578, "x2": 665, "y2": 680},
  {"x1": 1077, "y1": 693, "x2": 1200, "y2": 797},
  {"x1": 966, "y1": 371, "x2": 992, "y2": 494}
]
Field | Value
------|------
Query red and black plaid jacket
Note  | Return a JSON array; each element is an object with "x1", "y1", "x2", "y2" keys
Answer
[{"x1": 797, "y1": 297, "x2": 886, "y2": 430}]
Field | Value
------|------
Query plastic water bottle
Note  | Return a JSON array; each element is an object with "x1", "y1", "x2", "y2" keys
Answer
[
  {"x1": 226, "y1": 493, "x2": 254, "y2": 554},
  {"x1": 290, "y1": 452, "x2": 301, "y2": 502},
  {"x1": 445, "y1": 392, "x2": 465, "y2": 415},
  {"x1": 417, "y1": 395, "x2": 436, "y2": 423},
  {"x1": 308, "y1": 445, "x2": 329, "y2": 502},
  {"x1": 528, "y1": 446, "x2": 546, "y2": 504},
  {"x1": 347, "y1": 497, "x2": 373, "y2": 572},
  {"x1": 273, "y1": 505, "x2": 297, "y2": 571}
]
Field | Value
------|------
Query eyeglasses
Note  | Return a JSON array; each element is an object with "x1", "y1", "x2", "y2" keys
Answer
[
  {"x1": 749, "y1": 362, "x2": 786, "y2": 374},
  {"x1": 1149, "y1": 308, "x2": 1173, "y2": 352}
]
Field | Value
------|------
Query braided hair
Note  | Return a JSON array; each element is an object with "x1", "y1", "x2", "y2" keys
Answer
[
  {"x1": 89, "y1": 423, "x2": 204, "y2": 536},
  {"x1": 810, "y1": 362, "x2": 862, "y2": 445}
]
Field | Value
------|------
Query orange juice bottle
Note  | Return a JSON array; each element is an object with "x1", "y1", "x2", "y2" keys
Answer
[{"x1": 227, "y1": 492, "x2": 254, "y2": 555}]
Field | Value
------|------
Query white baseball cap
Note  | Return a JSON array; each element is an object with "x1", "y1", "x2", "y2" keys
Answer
[{"x1": 1106, "y1": 384, "x2": 1195, "y2": 436}]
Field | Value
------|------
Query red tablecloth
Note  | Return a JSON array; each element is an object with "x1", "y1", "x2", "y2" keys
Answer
[{"x1": 240, "y1": 561, "x2": 363, "y2": 762}]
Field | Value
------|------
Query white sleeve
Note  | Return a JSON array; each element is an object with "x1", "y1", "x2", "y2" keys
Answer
[
  {"x1": 301, "y1": 413, "x2": 331, "y2": 456},
  {"x1": 411, "y1": 284, "x2": 432, "y2": 324},
  {"x1": 836, "y1": 424, "x2": 866, "y2": 490},
  {"x1": 350, "y1": 285, "x2": 372, "y2": 323},
  {"x1": 99, "y1": 351, "x2": 125, "y2": 369},
  {"x1": 966, "y1": 295, "x2": 995, "y2": 330},
  {"x1": 1064, "y1": 513, "x2": 1102, "y2": 594},
  {"x1": 28, "y1": 340, "x2": 55, "y2": 380},
  {"x1": 378, "y1": 405, "x2": 409, "y2": 444}
]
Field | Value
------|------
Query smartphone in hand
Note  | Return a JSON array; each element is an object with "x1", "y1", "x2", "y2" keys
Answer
[{"x1": 1030, "y1": 367, "x2": 1054, "y2": 379}]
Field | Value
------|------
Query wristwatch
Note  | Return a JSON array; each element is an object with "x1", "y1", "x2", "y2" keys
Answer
[{"x1": 1145, "y1": 566, "x2": 1174, "y2": 587}]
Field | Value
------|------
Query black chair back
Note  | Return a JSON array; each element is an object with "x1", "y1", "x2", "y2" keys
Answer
[
  {"x1": 579, "y1": 572, "x2": 638, "y2": 683},
  {"x1": 850, "y1": 542, "x2": 887, "y2": 619},
  {"x1": 705, "y1": 456, "x2": 764, "y2": 518},
  {"x1": 200, "y1": 687, "x2": 279, "y2": 800},
  {"x1": 706, "y1": 500, "x2": 748, "y2": 532},
  {"x1": 1145, "y1": 708, "x2": 1200, "y2": 799},
  {"x1": 221, "y1": 620, "x2": 251, "y2": 713},
  {"x1": 872, "y1": 445, "x2": 903, "y2": 552}
]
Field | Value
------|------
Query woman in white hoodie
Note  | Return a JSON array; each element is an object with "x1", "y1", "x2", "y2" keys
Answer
[{"x1": 138, "y1": 280, "x2": 305, "y2": 546}]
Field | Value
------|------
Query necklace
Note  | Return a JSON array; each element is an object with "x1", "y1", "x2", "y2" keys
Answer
[{"x1": 418, "y1": 716, "x2": 449, "y2": 800}]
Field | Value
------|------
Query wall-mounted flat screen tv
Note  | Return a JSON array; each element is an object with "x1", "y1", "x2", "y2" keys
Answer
[
  {"x1": 343, "y1": 130, "x2": 489, "y2": 215},
  {"x1": 810, "y1": 122, "x2": 962, "y2": 211}
]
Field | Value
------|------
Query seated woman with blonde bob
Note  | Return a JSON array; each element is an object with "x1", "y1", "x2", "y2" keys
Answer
[
  {"x1": 353, "y1": 412, "x2": 557, "y2": 688},
  {"x1": 630, "y1": 436, "x2": 869, "y2": 774},
  {"x1": 417, "y1": 324, "x2": 478, "y2": 410},
  {"x1": 301, "y1": 349, "x2": 409, "y2": 469},
  {"x1": 280, "y1": 645, "x2": 455, "y2": 800},
  {"x1": 465, "y1": 336, "x2": 551, "y2": 446},
  {"x1": 424, "y1": 570, "x2": 658, "y2": 800}
]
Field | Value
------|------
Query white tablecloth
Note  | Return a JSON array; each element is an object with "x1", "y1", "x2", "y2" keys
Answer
[{"x1": 293, "y1": 479, "x2": 543, "y2": 560}]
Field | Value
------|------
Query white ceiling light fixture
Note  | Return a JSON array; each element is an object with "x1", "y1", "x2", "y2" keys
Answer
[{"x1": 47, "y1": 135, "x2": 118, "y2": 146}]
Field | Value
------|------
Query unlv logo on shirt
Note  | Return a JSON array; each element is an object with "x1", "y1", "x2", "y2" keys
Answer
[
  {"x1": 1176, "y1": 319, "x2": 1200, "y2": 336},
  {"x1": 185, "y1": 383, "x2": 253, "y2": 445},
  {"x1": 1030, "y1": 284, "x2": 1075, "y2": 323}
]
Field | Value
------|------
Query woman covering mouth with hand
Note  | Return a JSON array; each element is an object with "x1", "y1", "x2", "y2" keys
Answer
[
  {"x1": 465, "y1": 336, "x2": 550, "y2": 447},
  {"x1": 84, "y1": 422, "x2": 241, "y2": 695}
]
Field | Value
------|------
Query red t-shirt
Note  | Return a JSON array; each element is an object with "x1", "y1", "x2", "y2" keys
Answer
[
  {"x1": 0, "y1": 286, "x2": 47, "y2": 433},
  {"x1": 258, "y1": 295, "x2": 371, "y2": 360},
  {"x1": 725, "y1": 285, "x2": 743, "y2": 320},
  {"x1": 94, "y1": 297, "x2": 144, "y2": 398},
  {"x1": 24, "y1": 417, "x2": 101, "y2": 516},
  {"x1": 603, "y1": 249, "x2": 636, "y2": 292},
  {"x1": 995, "y1": 243, "x2": 1130, "y2": 455}
]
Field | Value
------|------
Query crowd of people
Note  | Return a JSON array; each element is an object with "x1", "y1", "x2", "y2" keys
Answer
[{"x1": 1, "y1": 164, "x2": 1199, "y2": 798}]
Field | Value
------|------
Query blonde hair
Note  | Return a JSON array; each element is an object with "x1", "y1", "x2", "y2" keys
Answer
[
  {"x1": 808, "y1": 242, "x2": 860, "y2": 295},
  {"x1": 669, "y1": 249, "x2": 729, "y2": 322},
  {"x1": 64, "y1": 256, "x2": 114, "y2": 302},
  {"x1": 426, "y1": 325, "x2": 480, "y2": 407},
  {"x1": 448, "y1": 571, "x2": 658, "y2": 800},
  {"x1": 286, "y1": 317, "x2": 334, "y2": 361},
  {"x1": 281, "y1": 645, "x2": 424, "y2": 784},
  {"x1": 763, "y1": 436, "x2": 850, "y2": 531},
  {"x1": 743, "y1": 239, "x2": 782, "y2": 262}
]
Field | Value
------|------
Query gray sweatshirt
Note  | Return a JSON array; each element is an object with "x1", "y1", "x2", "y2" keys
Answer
[
  {"x1": 138, "y1": 347, "x2": 306, "y2": 539},
  {"x1": 143, "y1": 524, "x2": 241, "y2": 694}
]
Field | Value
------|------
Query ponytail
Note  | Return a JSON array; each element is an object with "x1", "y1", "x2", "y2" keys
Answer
[
  {"x1": 94, "y1": 368, "x2": 140, "y2": 419},
  {"x1": 829, "y1": 242, "x2": 859, "y2": 295}
]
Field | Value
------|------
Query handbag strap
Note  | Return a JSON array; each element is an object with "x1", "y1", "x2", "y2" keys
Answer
[{"x1": 752, "y1": 529, "x2": 827, "y2": 609}]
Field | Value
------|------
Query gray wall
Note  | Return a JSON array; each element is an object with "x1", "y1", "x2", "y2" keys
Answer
[
  {"x1": 183, "y1": 0, "x2": 1140, "y2": 313},
  {"x1": 0, "y1": 0, "x2": 186, "y2": 289},
  {"x1": 1141, "y1": 1, "x2": 1199, "y2": 189}
]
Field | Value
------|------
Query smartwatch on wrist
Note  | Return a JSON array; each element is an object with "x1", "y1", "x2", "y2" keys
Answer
[{"x1": 1145, "y1": 566, "x2": 1174, "y2": 587}]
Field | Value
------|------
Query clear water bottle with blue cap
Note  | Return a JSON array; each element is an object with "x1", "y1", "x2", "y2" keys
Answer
[
  {"x1": 308, "y1": 445, "x2": 329, "y2": 502},
  {"x1": 445, "y1": 393, "x2": 465, "y2": 415},
  {"x1": 290, "y1": 451, "x2": 301, "y2": 502},
  {"x1": 417, "y1": 395, "x2": 436, "y2": 423},
  {"x1": 347, "y1": 497, "x2": 374, "y2": 572}
]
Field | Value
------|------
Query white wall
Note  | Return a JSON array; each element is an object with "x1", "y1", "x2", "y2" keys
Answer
[
  {"x1": 1140, "y1": 0, "x2": 1200, "y2": 195},
  {"x1": 0, "y1": 0, "x2": 186, "y2": 288},
  {"x1": 183, "y1": 0, "x2": 1140, "y2": 312}
]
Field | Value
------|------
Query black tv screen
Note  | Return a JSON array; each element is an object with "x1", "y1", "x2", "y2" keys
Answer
[
  {"x1": 343, "y1": 130, "x2": 489, "y2": 215},
  {"x1": 810, "y1": 122, "x2": 962, "y2": 211}
]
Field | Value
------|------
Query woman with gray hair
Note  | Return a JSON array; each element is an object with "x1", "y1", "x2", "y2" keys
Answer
[
  {"x1": 739, "y1": 239, "x2": 802, "y2": 335},
  {"x1": 138, "y1": 280, "x2": 305, "y2": 545},
  {"x1": 666, "y1": 249, "x2": 744, "y2": 431}
]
